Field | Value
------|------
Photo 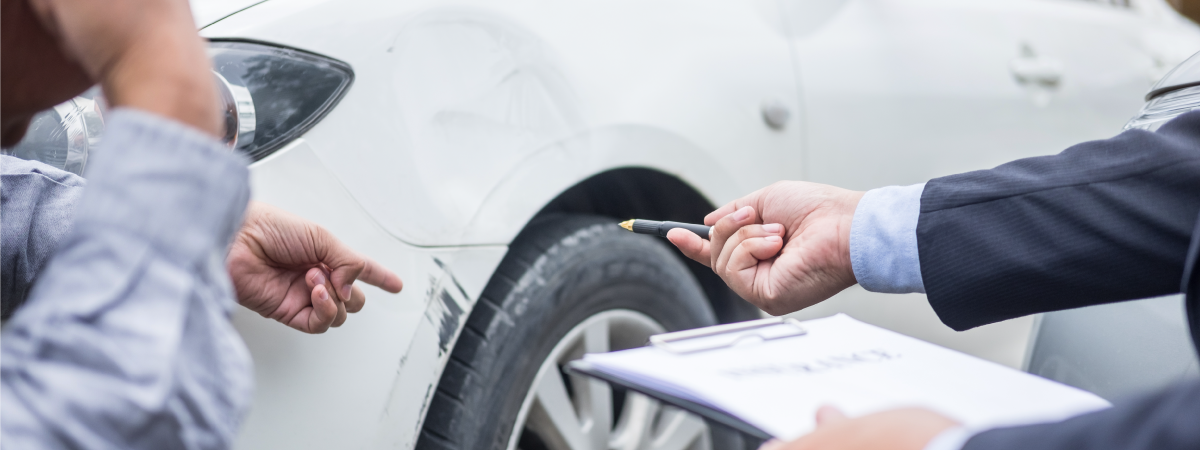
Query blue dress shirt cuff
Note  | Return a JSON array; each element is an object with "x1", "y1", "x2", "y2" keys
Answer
[
  {"x1": 924, "y1": 427, "x2": 977, "y2": 450},
  {"x1": 850, "y1": 183, "x2": 926, "y2": 294}
]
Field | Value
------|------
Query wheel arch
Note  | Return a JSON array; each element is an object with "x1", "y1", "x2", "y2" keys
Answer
[{"x1": 532, "y1": 167, "x2": 762, "y2": 324}]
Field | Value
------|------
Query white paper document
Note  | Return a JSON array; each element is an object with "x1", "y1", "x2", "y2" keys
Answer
[{"x1": 571, "y1": 314, "x2": 1110, "y2": 440}]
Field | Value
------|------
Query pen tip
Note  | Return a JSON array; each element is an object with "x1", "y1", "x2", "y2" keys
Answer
[{"x1": 619, "y1": 220, "x2": 634, "y2": 231}]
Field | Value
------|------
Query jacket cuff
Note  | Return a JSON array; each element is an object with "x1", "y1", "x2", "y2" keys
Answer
[{"x1": 850, "y1": 183, "x2": 926, "y2": 293}]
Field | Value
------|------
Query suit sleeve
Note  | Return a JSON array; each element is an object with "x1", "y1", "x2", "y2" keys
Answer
[
  {"x1": 918, "y1": 111, "x2": 1200, "y2": 331},
  {"x1": 963, "y1": 380, "x2": 1200, "y2": 450}
]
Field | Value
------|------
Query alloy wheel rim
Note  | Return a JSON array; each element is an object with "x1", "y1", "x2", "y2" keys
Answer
[{"x1": 507, "y1": 310, "x2": 712, "y2": 450}]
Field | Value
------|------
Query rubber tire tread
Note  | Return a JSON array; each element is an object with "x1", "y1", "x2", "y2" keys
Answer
[{"x1": 415, "y1": 214, "x2": 725, "y2": 450}]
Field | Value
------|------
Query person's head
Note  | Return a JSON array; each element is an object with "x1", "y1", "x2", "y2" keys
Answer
[{"x1": 1, "y1": 0, "x2": 93, "y2": 147}]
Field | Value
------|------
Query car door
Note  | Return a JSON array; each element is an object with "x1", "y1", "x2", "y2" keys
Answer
[
  {"x1": 780, "y1": 0, "x2": 1080, "y2": 368},
  {"x1": 783, "y1": 0, "x2": 1048, "y2": 190},
  {"x1": 994, "y1": 0, "x2": 1164, "y2": 151},
  {"x1": 785, "y1": 0, "x2": 1190, "y2": 189},
  {"x1": 778, "y1": 0, "x2": 1183, "y2": 367}
]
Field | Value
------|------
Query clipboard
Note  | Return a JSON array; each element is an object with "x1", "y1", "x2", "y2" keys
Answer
[
  {"x1": 567, "y1": 317, "x2": 805, "y2": 439},
  {"x1": 565, "y1": 314, "x2": 1111, "y2": 441}
]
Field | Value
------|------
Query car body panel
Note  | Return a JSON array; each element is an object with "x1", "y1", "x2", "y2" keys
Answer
[
  {"x1": 787, "y1": 0, "x2": 1200, "y2": 371},
  {"x1": 201, "y1": 1, "x2": 798, "y2": 446},
  {"x1": 203, "y1": 0, "x2": 804, "y2": 247},
  {"x1": 791, "y1": 0, "x2": 1161, "y2": 191},
  {"x1": 1027, "y1": 295, "x2": 1200, "y2": 403},
  {"x1": 193, "y1": 0, "x2": 268, "y2": 27},
  {"x1": 235, "y1": 139, "x2": 506, "y2": 448}
]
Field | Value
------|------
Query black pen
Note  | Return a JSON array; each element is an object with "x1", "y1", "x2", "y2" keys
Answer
[{"x1": 619, "y1": 219, "x2": 711, "y2": 239}]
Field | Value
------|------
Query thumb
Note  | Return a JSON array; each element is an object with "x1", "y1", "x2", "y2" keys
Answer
[
  {"x1": 328, "y1": 255, "x2": 365, "y2": 303},
  {"x1": 306, "y1": 224, "x2": 364, "y2": 302},
  {"x1": 815, "y1": 405, "x2": 848, "y2": 427},
  {"x1": 667, "y1": 228, "x2": 711, "y2": 267}
]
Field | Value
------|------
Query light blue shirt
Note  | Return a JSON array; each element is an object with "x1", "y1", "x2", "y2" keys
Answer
[
  {"x1": 1, "y1": 109, "x2": 253, "y2": 449},
  {"x1": 850, "y1": 183, "x2": 927, "y2": 294},
  {"x1": 849, "y1": 183, "x2": 975, "y2": 450}
]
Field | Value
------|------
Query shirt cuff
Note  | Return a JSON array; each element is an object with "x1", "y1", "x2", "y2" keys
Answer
[
  {"x1": 76, "y1": 108, "x2": 250, "y2": 263},
  {"x1": 924, "y1": 427, "x2": 977, "y2": 450},
  {"x1": 850, "y1": 183, "x2": 926, "y2": 293}
]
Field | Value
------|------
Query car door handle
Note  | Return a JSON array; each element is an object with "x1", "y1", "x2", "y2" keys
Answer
[
  {"x1": 1011, "y1": 60, "x2": 1062, "y2": 88},
  {"x1": 1010, "y1": 44, "x2": 1062, "y2": 89}
]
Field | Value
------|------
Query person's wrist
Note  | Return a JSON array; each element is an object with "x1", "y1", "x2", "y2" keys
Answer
[
  {"x1": 241, "y1": 201, "x2": 267, "y2": 225},
  {"x1": 25, "y1": 0, "x2": 222, "y2": 137},
  {"x1": 101, "y1": 28, "x2": 220, "y2": 137},
  {"x1": 837, "y1": 189, "x2": 865, "y2": 285}
]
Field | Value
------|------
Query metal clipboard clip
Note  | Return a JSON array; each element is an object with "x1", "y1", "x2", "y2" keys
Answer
[{"x1": 649, "y1": 317, "x2": 807, "y2": 354}]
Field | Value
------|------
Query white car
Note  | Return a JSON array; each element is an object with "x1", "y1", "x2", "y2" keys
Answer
[{"x1": 9, "y1": 0, "x2": 1200, "y2": 449}]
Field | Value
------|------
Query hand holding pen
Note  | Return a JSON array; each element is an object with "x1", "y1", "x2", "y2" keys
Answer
[{"x1": 632, "y1": 181, "x2": 864, "y2": 316}]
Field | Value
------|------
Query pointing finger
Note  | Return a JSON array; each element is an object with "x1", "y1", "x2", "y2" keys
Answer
[
  {"x1": 317, "y1": 228, "x2": 402, "y2": 301},
  {"x1": 356, "y1": 257, "x2": 404, "y2": 294}
]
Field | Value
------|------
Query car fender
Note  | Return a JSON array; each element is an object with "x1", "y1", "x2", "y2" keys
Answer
[
  {"x1": 203, "y1": 0, "x2": 804, "y2": 247},
  {"x1": 239, "y1": 139, "x2": 507, "y2": 448}
]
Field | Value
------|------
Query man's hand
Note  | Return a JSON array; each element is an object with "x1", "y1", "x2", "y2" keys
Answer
[
  {"x1": 227, "y1": 202, "x2": 404, "y2": 334},
  {"x1": 667, "y1": 181, "x2": 863, "y2": 315},
  {"x1": 760, "y1": 406, "x2": 958, "y2": 450}
]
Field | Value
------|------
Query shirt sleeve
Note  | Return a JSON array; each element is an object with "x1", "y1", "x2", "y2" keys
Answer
[
  {"x1": 0, "y1": 156, "x2": 85, "y2": 320},
  {"x1": 850, "y1": 183, "x2": 927, "y2": 293},
  {"x1": 1, "y1": 109, "x2": 254, "y2": 450}
]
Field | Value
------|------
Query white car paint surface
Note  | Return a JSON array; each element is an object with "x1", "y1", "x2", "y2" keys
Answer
[{"x1": 190, "y1": 0, "x2": 1200, "y2": 448}]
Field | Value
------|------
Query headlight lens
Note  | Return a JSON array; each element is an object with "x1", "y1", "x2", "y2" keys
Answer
[
  {"x1": 210, "y1": 40, "x2": 353, "y2": 161},
  {"x1": 1126, "y1": 51, "x2": 1200, "y2": 132},
  {"x1": 4, "y1": 88, "x2": 106, "y2": 175},
  {"x1": 1146, "y1": 51, "x2": 1200, "y2": 101},
  {"x1": 2, "y1": 41, "x2": 353, "y2": 175}
]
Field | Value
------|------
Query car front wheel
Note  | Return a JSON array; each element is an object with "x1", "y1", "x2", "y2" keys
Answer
[{"x1": 416, "y1": 215, "x2": 746, "y2": 450}]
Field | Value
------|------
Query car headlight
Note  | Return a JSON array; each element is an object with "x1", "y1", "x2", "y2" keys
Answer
[
  {"x1": 2, "y1": 41, "x2": 353, "y2": 175},
  {"x1": 3, "y1": 88, "x2": 106, "y2": 175},
  {"x1": 209, "y1": 40, "x2": 353, "y2": 161},
  {"x1": 1125, "y1": 51, "x2": 1200, "y2": 132}
]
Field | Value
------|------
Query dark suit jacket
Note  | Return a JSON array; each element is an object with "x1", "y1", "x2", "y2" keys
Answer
[{"x1": 917, "y1": 110, "x2": 1200, "y2": 450}]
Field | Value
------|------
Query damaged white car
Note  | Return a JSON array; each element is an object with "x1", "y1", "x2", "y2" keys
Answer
[{"x1": 9, "y1": 0, "x2": 1200, "y2": 449}]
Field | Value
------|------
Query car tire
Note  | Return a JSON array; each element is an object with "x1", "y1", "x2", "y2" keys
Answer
[{"x1": 415, "y1": 214, "x2": 753, "y2": 450}]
